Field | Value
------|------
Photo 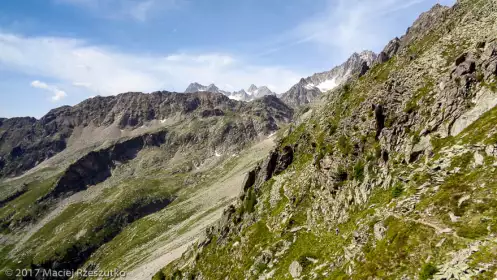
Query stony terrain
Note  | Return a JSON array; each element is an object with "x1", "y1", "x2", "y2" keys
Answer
[{"x1": 160, "y1": 0, "x2": 497, "y2": 279}]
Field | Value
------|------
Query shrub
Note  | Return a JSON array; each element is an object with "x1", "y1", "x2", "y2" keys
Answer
[
  {"x1": 419, "y1": 263, "x2": 438, "y2": 280},
  {"x1": 243, "y1": 188, "x2": 257, "y2": 214},
  {"x1": 353, "y1": 161, "x2": 365, "y2": 181},
  {"x1": 335, "y1": 165, "x2": 349, "y2": 182},
  {"x1": 391, "y1": 183, "x2": 404, "y2": 198},
  {"x1": 338, "y1": 135, "x2": 352, "y2": 155}
]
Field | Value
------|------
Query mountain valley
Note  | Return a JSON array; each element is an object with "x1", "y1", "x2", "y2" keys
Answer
[{"x1": 1, "y1": 0, "x2": 497, "y2": 279}]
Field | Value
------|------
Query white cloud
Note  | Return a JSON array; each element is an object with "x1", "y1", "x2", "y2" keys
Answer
[
  {"x1": 30, "y1": 80, "x2": 67, "y2": 102},
  {"x1": 294, "y1": 0, "x2": 424, "y2": 55},
  {"x1": 0, "y1": 32, "x2": 302, "y2": 96},
  {"x1": 55, "y1": 0, "x2": 187, "y2": 21},
  {"x1": 263, "y1": 0, "x2": 456, "y2": 61}
]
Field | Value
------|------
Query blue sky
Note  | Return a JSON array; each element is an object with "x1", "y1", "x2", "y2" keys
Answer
[{"x1": 0, "y1": 0, "x2": 455, "y2": 118}]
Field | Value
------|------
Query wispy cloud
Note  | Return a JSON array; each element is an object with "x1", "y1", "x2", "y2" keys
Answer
[
  {"x1": 0, "y1": 32, "x2": 303, "y2": 97},
  {"x1": 258, "y1": 0, "x2": 456, "y2": 60},
  {"x1": 30, "y1": 80, "x2": 67, "y2": 102},
  {"x1": 294, "y1": 0, "x2": 423, "y2": 54},
  {"x1": 54, "y1": 0, "x2": 187, "y2": 21}
]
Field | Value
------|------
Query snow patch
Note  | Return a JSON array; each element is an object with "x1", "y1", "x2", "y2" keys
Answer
[
  {"x1": 229, "y1": 95, "x2": 244, "y2": 101},
  {"x1": 160, "y1": 119, "x2": 167, "y2": 124},
  {"x1": 317, "y1": 78, "x2": 338, "y2": 92},
  {"x1": 304, "y1": 83, "x2": 316, "y2": 90},
  {"x1": 215, "y1": 151, "x2": 222, "y2": 157}
]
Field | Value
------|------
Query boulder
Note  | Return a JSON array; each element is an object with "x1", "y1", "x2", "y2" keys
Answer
[
  {"x1": 408, "y1": 135, "x2": 432, "y2": 163},
  {"x1": 473, "y1": 152, "x2": 484, "y2": 167},
  {"x1": 373, "y1": 223, "x2": 387, "y2": 240},
  {"x1": 289, "y1": 261, "x2": 302, "y2": 278},
  {"x1": 455, "y1": 60, "x2": 476, "y2": 77}
]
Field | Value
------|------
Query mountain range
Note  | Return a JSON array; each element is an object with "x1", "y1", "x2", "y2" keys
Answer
[
  {"x1": 2, "y1": 0, "x2": 497, "y2": 279},
  {"x1": 184, "y1": 83, "x2": 276, "y2": 102}
]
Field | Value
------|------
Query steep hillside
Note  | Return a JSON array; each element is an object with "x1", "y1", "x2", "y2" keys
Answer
[
  {"x1": 160, "y1": 0, "x2": 497, "y2": 279},
  {"x1": 0, "y1": 92, "x2": 293, "y2": 279}
]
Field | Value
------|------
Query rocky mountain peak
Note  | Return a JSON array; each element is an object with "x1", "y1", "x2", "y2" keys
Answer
[
  {"x1": 247, "y1": 84, "x2": 258, "y2": 93},
  {"x1": 185, "y1": 82, "x2": 275, "y2": 102},
  {"x1": 281, "y1": 50, "x2": 377, "y2": 107}
]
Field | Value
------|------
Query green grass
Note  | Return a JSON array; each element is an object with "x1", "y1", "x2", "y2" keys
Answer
[
  {"x1": 11, "y1": 175, "x2": 182, "y2": 269},
  {"x1": 391, "y1": 183, "x2": 404, "y2": 198},
  {"x1": 338, "y1": 135, "x2": 353, "y2": 155},
  {"x1": 419, "y1": 263, "x2": 438, "y2": 280},
  {"x1": 353, "y1": 160, "x2": 365, "y2": 182},
  {"x1": 0, "y1": 174, "x2": 60, "y2": 231}
]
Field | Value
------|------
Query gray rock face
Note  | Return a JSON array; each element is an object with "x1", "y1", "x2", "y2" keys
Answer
[
  {"x1": 377, "y1": 37, "x2": 401, "y2": 63},
  {"x1": 185, "y1": 83, "x2": 224, "y2": 94},
  {"x1": 248, "y1": 84, "x2": 258, "y2": 93},
  {"x1": 281, "y1": 51, "x2": 377, "y2": 107}
]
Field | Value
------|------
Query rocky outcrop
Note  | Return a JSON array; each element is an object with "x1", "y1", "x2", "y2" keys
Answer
[
  {"x1": 482, "y1": 41, "x2": 497, "y2": 79},
  {"x1": 374, "y1": 4, "x2": 450, "y2": 65},
  {"x1": 377, "y1": 38, "x2": 401, "y2": 63},
  {"x1": 274, "y1": 146, "x2": 294, "y2": 175},
  {"x1": 195, "y1": 145, "x2": 295, "y2": 250},
  {"x1": 401, "y1": 3, "x2": 450, "y2": 48},
  {"x1": 374, "y1": 104, "x2": 386, "y2": 139}
]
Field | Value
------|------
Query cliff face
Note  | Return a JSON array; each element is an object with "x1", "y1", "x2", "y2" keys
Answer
[{"x1": 161, "y1": 0, "x2": 497, "y2": 279}]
